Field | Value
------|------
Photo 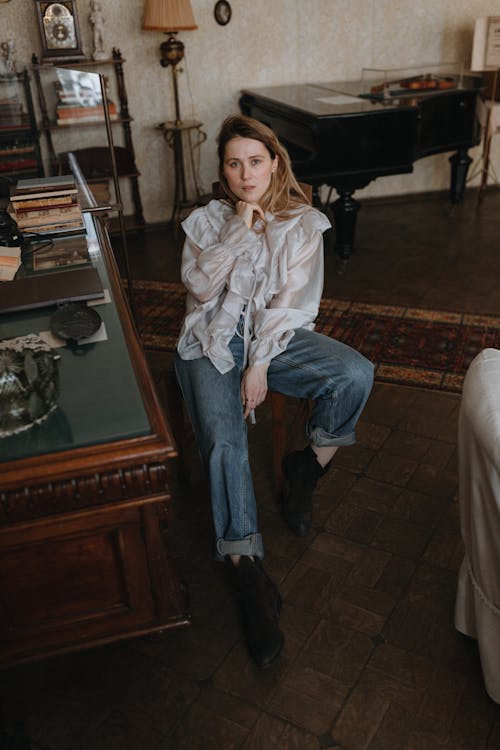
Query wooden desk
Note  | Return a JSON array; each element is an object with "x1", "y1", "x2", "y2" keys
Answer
[{"x1": 0, "y1": 213, "x2": 189, "y2": 667}]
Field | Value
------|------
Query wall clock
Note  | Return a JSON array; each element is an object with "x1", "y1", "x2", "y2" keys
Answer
[{"x1": 34, "y1": 1, "x2": 85, "y2": 62}]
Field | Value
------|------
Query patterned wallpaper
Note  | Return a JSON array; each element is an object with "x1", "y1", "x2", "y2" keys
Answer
[{"x1": 1, "y1": 0, "x2": 498, "y2": 223}]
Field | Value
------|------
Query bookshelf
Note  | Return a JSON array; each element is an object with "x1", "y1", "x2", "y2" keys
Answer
[
  {"x1": 0, "y1": 69, "x2": 44, "y2": 189},
  {"x1": 31, "y1": 48, "x2": 144, "y2": 229}
]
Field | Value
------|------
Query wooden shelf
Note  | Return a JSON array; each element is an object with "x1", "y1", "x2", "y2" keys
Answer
[
  {"x1": 49, "y1": 117, "x2": 132, "y2": 129},
  {"x1": 87, "y1": 172, "x2": 140, "y2": 181},
  {"x1": 0, "y1": 145, "x2": 36, "y2": 156},
  {"x1": 32, "y1": 47, "x2": 144, "y2": 227},
  {"x1": 33, "y1": 57, "x2": 127, "y2": 69},
  {"x1": 0, "y1": 119, "x2": 32, "y2": 133}
]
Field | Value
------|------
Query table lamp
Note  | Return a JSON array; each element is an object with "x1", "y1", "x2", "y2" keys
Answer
[{"x1": 142, "y1": 0, "x2": 198, "y2": 127}]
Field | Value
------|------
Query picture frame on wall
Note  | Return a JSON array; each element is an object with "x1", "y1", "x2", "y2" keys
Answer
[{"x1": 214, "y1": 1, "x2": 231, "y2": 26}]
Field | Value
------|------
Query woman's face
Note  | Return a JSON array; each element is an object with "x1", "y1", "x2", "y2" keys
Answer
[{"x1": 222, "y1": 136, "x2": 278, "y2": 205}]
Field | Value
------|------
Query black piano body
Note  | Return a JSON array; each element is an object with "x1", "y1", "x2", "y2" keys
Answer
[{"x1": 240, "y1": 77, "x2": 482, "y2": 259}]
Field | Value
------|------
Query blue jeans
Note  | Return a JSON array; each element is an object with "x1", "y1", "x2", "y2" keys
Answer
[{"x1": 174, "y1": 327, "x2": 373, "y2": 559}]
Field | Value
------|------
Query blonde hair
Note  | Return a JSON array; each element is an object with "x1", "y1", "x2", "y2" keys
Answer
[{"x1": 216, "y1": 114, "x2": 310, "y2": 218}]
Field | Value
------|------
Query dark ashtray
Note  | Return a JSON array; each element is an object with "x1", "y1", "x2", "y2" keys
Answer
[{"x1": 50, "y1": 303, "x2": 102, "y2": 345}]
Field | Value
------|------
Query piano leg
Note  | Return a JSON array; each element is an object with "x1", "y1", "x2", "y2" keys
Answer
[
  {"x1": 331, "y1": 190, "x2": 361, "y2": 260},
  {"x1": 449, "y1": 147, "x2": 473, "y2": 204}
]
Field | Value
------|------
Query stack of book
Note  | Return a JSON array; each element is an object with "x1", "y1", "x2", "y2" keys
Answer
[
  {"x1": 54, "y1": 79, "x2": 118, "y2": 126},
  {"x1": 0, "y1": 246, "x2": 21, "y2": 282},
  {"x1": 8, "y1": 175, "x2": 85, "y2": 236},
  {"x1": 0, "y1": 95, "x2": 24, "y2": 128},
  {"x1": 0, "y1": 141, "x2": 38, "y2": 174},
  {"x1": 56, "y1": 99, "x2": 118, "y2": 125}
]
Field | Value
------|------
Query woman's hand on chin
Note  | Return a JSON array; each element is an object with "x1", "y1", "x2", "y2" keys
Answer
[{"x1": 236, "y1": 201, "x2": 265, "y2": 228}]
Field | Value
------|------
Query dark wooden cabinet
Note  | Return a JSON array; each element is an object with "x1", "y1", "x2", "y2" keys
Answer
[
  {"x1": 0, "y1": 500, "x2": 185, "y2": 663},
  {"x1": 0, "y1": 211, "x2": 188, "y2": 668}
]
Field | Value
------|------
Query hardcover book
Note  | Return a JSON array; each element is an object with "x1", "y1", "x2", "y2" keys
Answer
[{"x1": 0, "y1": 266, "x2": 104, "y2": 314}]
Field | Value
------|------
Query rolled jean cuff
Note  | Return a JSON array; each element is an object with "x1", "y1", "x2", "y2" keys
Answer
[
  {"x1": 216, "y1": 533, "x2": 264, "y2": 560},
  {"x1": 307, "y1": 425, "x2": 357, "y2": 448}
]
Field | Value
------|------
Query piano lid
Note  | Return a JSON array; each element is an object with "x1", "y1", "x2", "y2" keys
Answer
[
  {"x1": 241, "y1": 82, "x2": 394, "y2": 118},
  {"x1": 241, "y1": 75, "x2": 481, "y2": 119}
]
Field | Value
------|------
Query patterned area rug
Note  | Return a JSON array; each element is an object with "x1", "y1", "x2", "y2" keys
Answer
[{"x1": 131, "y1": 279, "x2": 500, "y2": 393}]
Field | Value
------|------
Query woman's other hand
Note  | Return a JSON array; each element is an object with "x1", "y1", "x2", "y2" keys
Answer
[
  {"x1": 241, "y1": 363, "x2": 269, "y2": 418},
  {"x1": 235, "y1": 201, "x2": 265, "y2": 229}
]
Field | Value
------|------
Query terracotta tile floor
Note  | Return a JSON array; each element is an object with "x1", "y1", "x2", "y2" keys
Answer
[{"x1": 3, "y1": 189, "x2": 500, "y2": 749}]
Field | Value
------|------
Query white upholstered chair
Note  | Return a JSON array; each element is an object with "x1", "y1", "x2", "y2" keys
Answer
[{"x1": 455, "y1": 347, "x2": 500, "y2": 704}]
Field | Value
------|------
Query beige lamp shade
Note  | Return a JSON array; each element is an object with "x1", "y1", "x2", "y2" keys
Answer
[{"x1": 142, "y1": 0, "x2": 198, "y2": 31}]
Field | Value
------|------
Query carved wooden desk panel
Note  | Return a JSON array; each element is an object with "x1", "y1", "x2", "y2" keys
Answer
[{"x1": 0, "y1": 216, "x2": 189, "y2": 667}]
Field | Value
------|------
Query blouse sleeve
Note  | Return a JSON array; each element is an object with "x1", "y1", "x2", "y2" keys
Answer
[
  {"x1": 248, "y1": 211, "x2": 328, "y2": 367},
  {"x1": 181, "y1": 205, "x2": 260, "y2": 303}
]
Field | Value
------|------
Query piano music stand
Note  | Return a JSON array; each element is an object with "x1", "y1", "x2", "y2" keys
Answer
[
  {"x1": 476, "y1": 69, "x2": 500, "y2": 204},
  {"x1": 470, "y1": 17, "x2": 500, "y2": 203}
]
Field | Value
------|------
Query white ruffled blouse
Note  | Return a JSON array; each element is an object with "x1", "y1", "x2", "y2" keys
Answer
[{"x1": 176, "y1": 199, "x2": 331, "y2": 374}]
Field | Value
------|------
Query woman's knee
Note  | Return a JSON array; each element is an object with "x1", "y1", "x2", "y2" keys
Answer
[
  {"x1": 354, "y1": 353, "x2": 374, "y2": 399},
  {"x1": 333, "y1": 351, "x2": 373, "y2": 409},
  {"x1": 314, "y1": 335, "x2": 373, "y2": 401}
]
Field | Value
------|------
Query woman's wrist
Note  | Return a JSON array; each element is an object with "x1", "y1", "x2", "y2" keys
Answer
[{"x1": 246, "y1": 362, "x2": 270, "y2": 374}]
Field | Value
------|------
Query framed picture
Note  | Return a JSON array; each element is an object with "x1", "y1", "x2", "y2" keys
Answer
[
  {"x1": 485, "y1": 16, "x2": 500, "y2": 69},
  {"x1": 471, "y1": 16, "x2": 500, "y2": 71},
  {"x1": 34, "y1": 1, "x2": 86, "y2": 62},
  {"x1": 214, "y1": 0, "x2": 231, "y2": 26}
]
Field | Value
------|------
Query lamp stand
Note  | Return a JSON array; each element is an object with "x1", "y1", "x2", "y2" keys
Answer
[
  {"x1": 160, "y1": 32, "x2": 184, "y2": 126},
  {"x1": 157, "y1": 32, "x2": 206, "y2": 226}
]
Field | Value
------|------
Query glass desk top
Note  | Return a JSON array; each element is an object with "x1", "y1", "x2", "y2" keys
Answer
[{"x1": 0, "y1": 212, "x2": 150, "y2": 463}]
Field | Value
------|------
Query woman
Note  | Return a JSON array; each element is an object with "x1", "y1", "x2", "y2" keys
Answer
[{"x1": 175, "y1": 114, "x2": 373, "y2": 669}]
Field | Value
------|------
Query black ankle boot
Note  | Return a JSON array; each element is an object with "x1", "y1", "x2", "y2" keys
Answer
[
  {"x1": 232, "y1": 556, "x2": 284, "y2": 669},
  {"x1": 282, "y1": 445, "x2": 328, "y2": 537}
]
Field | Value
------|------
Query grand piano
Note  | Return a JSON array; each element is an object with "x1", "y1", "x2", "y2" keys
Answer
[{"x1": 240, "y1": 74, "x2": 483, "y2": 259}]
